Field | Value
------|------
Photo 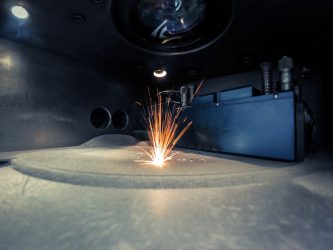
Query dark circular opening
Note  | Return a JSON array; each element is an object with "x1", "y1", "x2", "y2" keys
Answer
[
  {"x1": 112, "y1": 110, "x2": 129, "y2": 129},
  {"x1": 111, "y1": 0, "x2": 233, "y2": 54},
  {"x1": 90, "y1": 107, "x2": 111, "y2": 129}
]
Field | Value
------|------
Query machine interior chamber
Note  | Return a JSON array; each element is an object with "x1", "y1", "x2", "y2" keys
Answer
[{"x1": 0, "y1": 0, "x2": 333, "y2": 249}]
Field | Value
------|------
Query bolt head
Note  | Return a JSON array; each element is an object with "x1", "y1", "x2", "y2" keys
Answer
[{"x1": 279, "y1": 56, "x2": 293, "y2": 70}]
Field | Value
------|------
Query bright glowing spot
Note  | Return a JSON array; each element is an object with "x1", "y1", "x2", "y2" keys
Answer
[
  {"x1": 152, "y1": 148, "x2": 164, "y2": 167},
  {"x1": 11, "y1": 6, "x2": 29, "y2": 19},
  {"x1": 153, "y1": 69, "x2": 167, "y2": 78},
  {"x1": 138, "y1": 90, "x2": 192, "y2": 168},
  {"x1": 0, "y1": 55, "x2": 13, "y2": 70}
]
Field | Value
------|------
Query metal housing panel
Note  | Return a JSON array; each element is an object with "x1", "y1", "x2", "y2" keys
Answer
[{"x1": 179, "y1": 91, "x2": 295, "y2": 160}]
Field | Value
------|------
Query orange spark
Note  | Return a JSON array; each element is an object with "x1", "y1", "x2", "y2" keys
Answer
[{"x1": 140, "y1": 90, "x2": 192, "y2": 168}]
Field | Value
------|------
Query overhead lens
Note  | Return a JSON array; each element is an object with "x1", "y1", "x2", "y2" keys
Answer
[
  {"x1": 111, "y1": 0, "x2": 233, "y2": 53},
  {"x1": 137, "y1": 0, "x2": 206, "y2": 43}
]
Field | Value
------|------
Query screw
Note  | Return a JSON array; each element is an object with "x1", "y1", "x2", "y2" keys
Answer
[
  {"x1": 260, "y1": 62, "x2": 274, "y2": 95},
  {"x1": 72, "y1": 13, "x2": 85, "y2": 23}
]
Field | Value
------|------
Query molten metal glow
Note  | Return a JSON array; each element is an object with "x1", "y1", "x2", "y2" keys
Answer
[{"x1": 141, "y1": 91, "x2": 192, "y2": 168}]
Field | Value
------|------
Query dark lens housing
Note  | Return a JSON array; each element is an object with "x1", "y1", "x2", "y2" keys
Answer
[{"x1": 112, "y1": 0, "x2": 233, "y2": 54}]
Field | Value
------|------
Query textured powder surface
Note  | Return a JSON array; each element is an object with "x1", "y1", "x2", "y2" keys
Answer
[
  {"x1": 1, "y1": 135, "x2": 333, "y2": 250},
  {"x1": 9, "y1": 135, "x2": 316, "y2": 189}
]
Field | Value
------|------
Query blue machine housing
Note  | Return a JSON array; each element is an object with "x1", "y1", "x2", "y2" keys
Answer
[{"x1": 178, "y1": 88, "x2": 296, "y2": 161}]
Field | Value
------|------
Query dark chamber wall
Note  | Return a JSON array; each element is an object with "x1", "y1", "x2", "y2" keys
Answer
[{"x1": 0, "y1": 38, "x2": 139, "y2": 152}]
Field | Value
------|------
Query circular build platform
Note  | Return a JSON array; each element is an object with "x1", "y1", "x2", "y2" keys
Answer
[{"x1": 11, "y1": 135, "x2": 317, "y2": 189}]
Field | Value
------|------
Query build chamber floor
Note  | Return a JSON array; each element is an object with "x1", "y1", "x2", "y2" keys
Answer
[{"x1": 0, "y1": 135, "x2": 333, "y2": 250}]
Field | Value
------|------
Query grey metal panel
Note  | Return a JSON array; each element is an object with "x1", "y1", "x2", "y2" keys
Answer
[{"x1": 0, "y1": 38, "x2": 139, "y2": 152}]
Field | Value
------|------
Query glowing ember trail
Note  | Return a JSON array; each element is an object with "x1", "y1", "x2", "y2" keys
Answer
[{"x1": 139, "y1": 90, "x2": 192, "y2": 168}]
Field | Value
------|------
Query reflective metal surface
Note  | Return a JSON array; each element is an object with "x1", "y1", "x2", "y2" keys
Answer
[
  {"x1": 137, "y1": 0, "x2": 206, "y2": 42},
  {"x1": 112, "y1": 0, "x2": 233, "y2": 53}
]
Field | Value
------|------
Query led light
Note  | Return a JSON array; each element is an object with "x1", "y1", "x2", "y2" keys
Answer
[
  {"x1": 11, "y1": 6, "x2": 29, "y2": 19},
  {"x1": 0, "y1": 55, "x2": 13, "y2": 70},
  {"x1": 153, "y1": 69, "x2": 167, "y2": 78}
]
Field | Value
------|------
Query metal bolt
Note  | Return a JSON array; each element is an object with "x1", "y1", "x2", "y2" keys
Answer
[
  {"x1": 279, "y1": 56, "x2": 294, "y2": 91},
  {"x1": 260, "y1": 62, "x2": 274, "y2": 95}
]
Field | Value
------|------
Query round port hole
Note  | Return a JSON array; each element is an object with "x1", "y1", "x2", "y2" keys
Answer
[
  {"x1": 90, "y1": 107, "x2": 111, "y2": 129},
  {"x1": 112, "y1": 110, "x2": 129, "y2": 129}
]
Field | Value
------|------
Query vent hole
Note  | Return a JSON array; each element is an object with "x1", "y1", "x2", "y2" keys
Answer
[
  {"x1": 90, "y1": 107, "x2": 111, "y2": 129},
  {"x1": 112, "y1": 110, "x2": 129, "y2": 129}
]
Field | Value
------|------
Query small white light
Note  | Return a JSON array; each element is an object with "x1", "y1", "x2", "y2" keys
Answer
[
  {"x1": 0, "y1": 55, "x2": 13, "y2": 70},
  {"x1": 153, "y1": 69, "x2": 167, "y2": 78},
  {"x1": 11, "y1": 6, "x2": 29, "y2": 19}
]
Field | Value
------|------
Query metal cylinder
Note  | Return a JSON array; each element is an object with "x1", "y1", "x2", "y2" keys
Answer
[
  {"x1": 180, "y1": 86, "x2": 188, "y2": 107},
  {"x1": 187, "y1": 84, "x2": 194, "y2": 105},
  {"x1": 279, "y1": 56, "x2": 294, "y2": 91},
  {"x1": 180, "y1": 84, "x2": 194, "y2": 107},
  {"x1": 260, "y1": 62, "x2": 274, "y2": 94}
]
